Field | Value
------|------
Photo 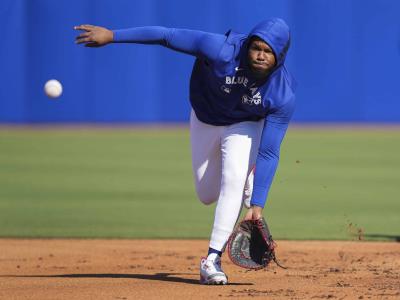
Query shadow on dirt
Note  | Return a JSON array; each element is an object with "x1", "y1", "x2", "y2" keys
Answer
[
  {"x1": 2, "y1": 273, "x2": 253, "y2": 286},
  {"x1": 362, "y1": 234, "x2": 400, "y2": 242}
]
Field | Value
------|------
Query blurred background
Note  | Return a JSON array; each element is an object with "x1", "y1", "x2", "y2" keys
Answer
[
  {"x1": 0, "y1": 0, "x2": 399, "y2": 240},
  {"x1": 1, "y1": 0, "x2": 400, "y2": 123}
]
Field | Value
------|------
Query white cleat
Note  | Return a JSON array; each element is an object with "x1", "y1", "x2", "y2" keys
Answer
[{"x1": 199, "y1": 256, "x2": 228, "y2": 285}]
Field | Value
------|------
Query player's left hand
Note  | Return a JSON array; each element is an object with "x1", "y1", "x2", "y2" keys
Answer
[
  {"x1": 244, "y1": 205, "x2": 263, "y2": 221},
  {"x1": 74, "y1": 24, "x2": 114, "y2": 47}
]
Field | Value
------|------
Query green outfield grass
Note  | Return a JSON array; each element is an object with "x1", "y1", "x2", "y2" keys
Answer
[{"x1": 0, "y1": 126, "x2": 399, "y2": 241}]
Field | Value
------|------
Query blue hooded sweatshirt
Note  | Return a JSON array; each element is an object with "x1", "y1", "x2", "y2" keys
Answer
[{"x1": 113, "y1": 18, "x2": 296, "y2": 207}]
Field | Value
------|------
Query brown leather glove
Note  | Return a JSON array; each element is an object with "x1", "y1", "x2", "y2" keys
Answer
[{"x1": 227, "y1": 217, "x2": 286, "y2": 270}]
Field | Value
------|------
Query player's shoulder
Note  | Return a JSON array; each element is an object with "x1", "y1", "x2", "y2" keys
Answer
[
  {"x1": 216, "y1": 30, "x2": 247, "y2": 63},
  {"x1": 263, "y1": 65, "x2": 296, "y2": 108},
  {"x1": 225, "y1": 30, "x2": 247, "y2": 46},
  {"x1": 273, "y1": 65, "x2": 296, "y2": 95}
]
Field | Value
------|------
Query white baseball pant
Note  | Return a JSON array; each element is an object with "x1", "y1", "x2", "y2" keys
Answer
[{"x1": 190, "y1": 110, "x2": 264, "y2": 251}]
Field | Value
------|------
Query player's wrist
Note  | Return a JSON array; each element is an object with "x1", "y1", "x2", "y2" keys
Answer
[{"x1": 250, "y1": 205, "x2": 263, "y2": 219}]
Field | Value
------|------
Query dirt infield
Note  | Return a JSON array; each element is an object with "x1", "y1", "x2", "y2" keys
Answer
[{"x1": 0, "y1": 240, "x2": 399, "y2": 300}]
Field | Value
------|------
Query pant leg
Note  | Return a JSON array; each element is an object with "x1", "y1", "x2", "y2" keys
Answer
[
  {"x1": 209, "y1": 119, "x2": 264, "y2": 251},
  {"x1": 190, "y1": 110, "x2": 223, "y2": 205}
]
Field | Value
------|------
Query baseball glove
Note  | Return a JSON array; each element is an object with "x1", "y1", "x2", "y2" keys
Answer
[{"x1": 227, "y1": 217, "x2": 286, "y2": 270}]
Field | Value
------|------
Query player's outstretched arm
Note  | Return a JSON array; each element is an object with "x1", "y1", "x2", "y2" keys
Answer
[
  {"x1": 75, "y1": 24, "x2": 226, "y2": 62},
  {"x1": 111, "y1": 27, "x2": 226, "y2": 61},
  {"x1": 74, "y1": 24, "x2": 113, "y2": 47}
]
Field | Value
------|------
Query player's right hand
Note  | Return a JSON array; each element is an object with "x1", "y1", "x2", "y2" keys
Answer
[
  {"x1": 244, "y1": 205, "x2": 263, "y2": 221},
  {"x1": 74, "y1": 24, "x2": 114, "y2": 47}
]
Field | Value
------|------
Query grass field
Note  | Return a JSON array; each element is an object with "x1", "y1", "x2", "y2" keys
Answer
[{"x1": 0, "y1": 126, "x2": 399, "y2": 240}]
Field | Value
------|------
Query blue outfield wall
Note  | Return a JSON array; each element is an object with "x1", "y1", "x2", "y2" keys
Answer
[{"x1": 1, "y1": 0, "x2": 399, "y2": 123}]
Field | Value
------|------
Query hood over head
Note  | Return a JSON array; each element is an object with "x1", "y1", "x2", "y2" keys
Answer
[{"x1": 248, "y1": 18, "x2": 291, "y2": 67}]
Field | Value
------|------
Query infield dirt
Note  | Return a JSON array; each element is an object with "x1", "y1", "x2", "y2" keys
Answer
[{"x1": 0, "y1": 239, "x2": 399, "y2": 299}]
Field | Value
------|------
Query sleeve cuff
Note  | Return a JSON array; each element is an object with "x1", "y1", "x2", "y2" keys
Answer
[
  {"x1": 249, "y1": 186, "x2": 268, "y2": 208},
  {"x1": 112, "y1": 30, "x2": 122, "y2": 42}
]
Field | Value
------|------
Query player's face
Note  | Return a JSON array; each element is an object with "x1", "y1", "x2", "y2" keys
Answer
[{"x1": 247, "y1": 38, "x2": 276, "y2": 78}]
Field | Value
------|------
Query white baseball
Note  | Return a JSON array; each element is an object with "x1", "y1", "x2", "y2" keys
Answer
[{"x1": 44, "y1": 79, "x2": 63, "y2": 98}]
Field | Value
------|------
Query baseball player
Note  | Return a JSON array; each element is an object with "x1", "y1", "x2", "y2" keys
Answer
[{"x1": 75, "y1": 18, "x2": 295, "y2": 285}]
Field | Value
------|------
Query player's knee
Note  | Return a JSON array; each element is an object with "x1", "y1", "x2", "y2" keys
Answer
[
  {"x1": 199, "y1": 197, "x2": 215, "y2": 205},
  {"x1": 196, "y1": 187, "x2": 217, "y2": 205},
  {"x1": 197, "y1": 193, "x2": 217, "y2": 205}
]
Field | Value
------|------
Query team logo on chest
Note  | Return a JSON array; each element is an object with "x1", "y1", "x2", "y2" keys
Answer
[
  {"x1": 242, "y1": 86, "x2": 262, "y2": 105},
  {"x1": 222, "y1": 75, "x2": 262, "y2": 106}
]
